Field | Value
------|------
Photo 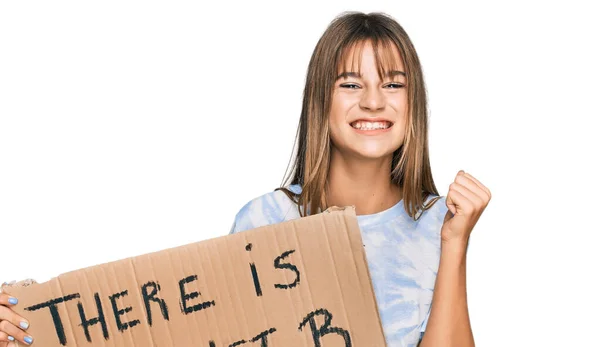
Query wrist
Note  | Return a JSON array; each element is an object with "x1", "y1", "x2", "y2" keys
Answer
[{"x1": 441, "y1": 238, "x2": 468, "y2": 257}]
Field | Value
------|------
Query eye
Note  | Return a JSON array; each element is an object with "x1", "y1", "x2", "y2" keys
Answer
[
  {"x1": 340, "y1": 83, "x2": 360, "y2": 89},
  {"x1": 384, "y1": 83, "x2": 405, "y2": 89}
]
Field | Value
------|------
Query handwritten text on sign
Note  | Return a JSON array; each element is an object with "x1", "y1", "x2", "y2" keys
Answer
[{"x1": 24, "y1": 243, "x2": 353, "y2": 347}]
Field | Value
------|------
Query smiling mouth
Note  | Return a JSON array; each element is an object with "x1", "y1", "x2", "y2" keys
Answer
[{"x1": 350, "y1": 120, "x2": 393, "y2": 130}]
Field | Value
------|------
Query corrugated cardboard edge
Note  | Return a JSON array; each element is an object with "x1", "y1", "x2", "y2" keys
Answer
[
  {"x1": 1, "y1": 208, "x2": 357, "y2": 292},
  {"x1": 0, "y1": 278, "x2": 37, "y2": 291}
]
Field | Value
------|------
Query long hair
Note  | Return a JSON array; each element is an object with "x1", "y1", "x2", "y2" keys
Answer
[{"x1": 277, "y1": 11, "x2": 442, "y2": 221}]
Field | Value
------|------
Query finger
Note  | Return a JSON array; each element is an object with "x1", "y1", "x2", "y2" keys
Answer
[
  {"x1": 0, "y1": 321, "x2": 33, "y2": 346},
  {"x1": 0, "y1": 331, "x2": 14, "y2": 342},
  {"x1": 448, "y1": 183, "x2": 475, "y2": 216},
  {"x1": 0, "y1": 306, "x2": 29, "y2": 335},
  {"x1": 451, "y1": 182, "x2": 485, "y2": 221},
  {"x1": 445, "y1": 190, "x2": 456, "y2": 215},
  {"x1": 462, "y1": 172, "x2": 491, "y2": 200},
  {"x1": 0, "y1": 294, "x2": 18, "y2": 307},
  {"x1": 455, "y1": 174, "x2": 489, "y2": 206},
  {"x1": 451, "y1": 181, "x2": 485, "y2": 211}
]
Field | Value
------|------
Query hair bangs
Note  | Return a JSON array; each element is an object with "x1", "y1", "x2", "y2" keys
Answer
[{"x1": 336, "y1": 34, "x2": 404, "y2": 82}]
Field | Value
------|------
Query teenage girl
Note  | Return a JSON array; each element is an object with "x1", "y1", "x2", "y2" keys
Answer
[
  {"x1": 228, "y1": 11, "x2": 490, "y2": 347},
  {"x1": 0, "y1": 11, "x2": 491, "y2": 347}
]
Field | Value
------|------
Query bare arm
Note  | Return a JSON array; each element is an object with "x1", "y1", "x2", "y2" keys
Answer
[
  {"x1": 418, "y1": 240, "x2": 474, "y2": 347},
  {"x1": 419, "y1": 170, "x2": 490, "y2": 347}
]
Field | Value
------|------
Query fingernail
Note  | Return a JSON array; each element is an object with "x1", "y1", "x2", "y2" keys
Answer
[
  {"x1": 24, "y1": 336, "x2": 33, "y2": 344},
  {"x1": 8, "y1": 335, "x2": 15, "y2": 341},
  {"x1": 8, "y1": 297, "x2": 18, "y2": 305},
  {"x1": 20, "y1": 320, "x2": 29, "y2": 329}
]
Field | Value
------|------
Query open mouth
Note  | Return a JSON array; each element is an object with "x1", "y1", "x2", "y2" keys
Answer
[{"x1": 349, "y1": 120, "x2": 393, "y2": 131}]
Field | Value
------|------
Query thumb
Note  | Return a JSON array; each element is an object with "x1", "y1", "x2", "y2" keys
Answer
[{"x1": 444, "y1": 209, "x2": 453, "y2": 224}]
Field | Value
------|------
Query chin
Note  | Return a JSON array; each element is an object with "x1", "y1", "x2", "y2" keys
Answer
[
  {"x1": 331, "y1": 136, "x2": 402, "y2": 161},
  {"x1": 349, "y1": 147, "x2": 396, "y2": 161}
]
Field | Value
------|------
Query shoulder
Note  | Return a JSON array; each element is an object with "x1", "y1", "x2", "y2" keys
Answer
[
  {"x1": 413, "y1": 194, "x2": 449, "y2": 237},
  {"x1": 421, "y1": 194, "x2": 449, "y2": 222},
  {"x1": 229, "y1": 184, "x2": 301, "y2": 235}
]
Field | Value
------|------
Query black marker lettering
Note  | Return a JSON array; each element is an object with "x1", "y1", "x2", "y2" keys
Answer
[
  {"x1": 77, "y1": 292, "x2": 109, "y2": 342},
  {"x1": 246, "y1": 243, "x2": 263, "y2": 296},
  {"x1": 109, "y1": 290, "x2": 141, "y2": 332},
  {"x1": 141, "y1": 281, "x2": 169, "y2": 326},
  {"x1": 251, "y1": 327, "x2": 277, "y2": 347},
  {"x1": 298, "y1": 308, "x2": 351, "y2": 347},
  {"x1": 250, "y1": 263, "x2": 262, "y2": 296},
  {"x1": 274, "y1": 250, "x2": 300, "y2": 289},
  {"x1": 228, "y1": 327, "x2": 276, "y2": 347},
  {"x1": 24, "y1": 293, "x2": 80, "y2": 346},
  {"x1": 178, "y1": 275, "x2": 216, "y2": 314}
]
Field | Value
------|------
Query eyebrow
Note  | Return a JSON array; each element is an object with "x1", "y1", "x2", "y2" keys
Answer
[{"x1": 335, "y1": 70, "x2": 406, "y2": 80}]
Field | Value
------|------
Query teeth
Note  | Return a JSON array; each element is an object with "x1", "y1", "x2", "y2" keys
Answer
[{"x1": 351, "y1": 121, "x2": 391, "y2": 130}]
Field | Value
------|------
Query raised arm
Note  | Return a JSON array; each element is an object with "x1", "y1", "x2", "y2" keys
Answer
[{"x1": 419, "y1": 171, "x2": 491, "y2": 347}]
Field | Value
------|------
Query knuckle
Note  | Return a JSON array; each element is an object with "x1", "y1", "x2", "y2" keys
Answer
[
  {"x1": 476, "y1": 196, "x2": 485, "y2": 206},
  {"x1": 0, "y1": 320, "x2": 9, "y2": 332},
  {"x1": 0, "y1": 307, "x2": 14, "y2": 324},
  {"x1": 0, "y1": 307, "x2": 21, "y2": 331}
]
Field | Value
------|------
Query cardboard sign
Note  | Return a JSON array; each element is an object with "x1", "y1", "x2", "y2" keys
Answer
[{"x1": 4, "y1": 206, "x2": 387, "y2": 346}]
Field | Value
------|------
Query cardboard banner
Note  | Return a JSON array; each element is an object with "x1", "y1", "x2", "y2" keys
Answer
[{"x1": 4, "y1": 206, "x2": 387, "y2": 346}]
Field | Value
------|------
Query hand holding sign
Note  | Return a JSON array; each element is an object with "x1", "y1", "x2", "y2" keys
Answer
[{"x1": 0, "y1": 280, "x2": 36, "y2": 346}]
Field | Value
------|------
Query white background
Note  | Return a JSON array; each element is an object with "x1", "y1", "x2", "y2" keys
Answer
[{"x1": 1, "y1": 1, "x2": 598, "y2": 346}]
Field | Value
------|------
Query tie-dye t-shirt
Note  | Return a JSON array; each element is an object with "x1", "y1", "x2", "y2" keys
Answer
[{"x1": 229, "y1": 184, "x2": 449, "y2": 347}]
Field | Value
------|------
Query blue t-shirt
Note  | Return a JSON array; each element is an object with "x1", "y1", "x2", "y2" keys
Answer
[{"x1": 229, "y1": 184, "x2": 449, "y2": 347}]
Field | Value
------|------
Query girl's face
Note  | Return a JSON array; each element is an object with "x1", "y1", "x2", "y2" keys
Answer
[{"x1": 328, "y1": 40, "x2": 407, "y2": 161}]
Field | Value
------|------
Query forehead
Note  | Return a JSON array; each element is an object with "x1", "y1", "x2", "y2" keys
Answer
[{"x1": 338, "y1": 39, "x2": 405, "y2": 73}]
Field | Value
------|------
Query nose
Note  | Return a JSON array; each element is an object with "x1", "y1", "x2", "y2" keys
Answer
[{"x1": 359, "y1": 86, "x2": 385, "y2": 112}]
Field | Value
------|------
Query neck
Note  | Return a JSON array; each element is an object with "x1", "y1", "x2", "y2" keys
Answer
[{"x1": 326, "y1": 149, "x2": 403, "y2": 216}]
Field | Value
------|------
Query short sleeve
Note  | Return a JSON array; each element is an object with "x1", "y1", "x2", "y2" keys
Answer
[
  {"x1": 227, "y1": 188, "x2": 298, "y2": 237},
  {"x1": 420, "y1": 304, "x2": 432, "y2": 333},
  {"x1": 228, "y1": 200, "x2": 253, "y2": 235},
  {"x1": 228, "y1": 220, "x2": 237, "y2": 235}
]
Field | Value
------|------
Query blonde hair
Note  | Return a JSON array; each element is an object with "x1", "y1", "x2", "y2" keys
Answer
[{"x1": 277, "y1": 11, "x2": 442, "y2": 221}]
